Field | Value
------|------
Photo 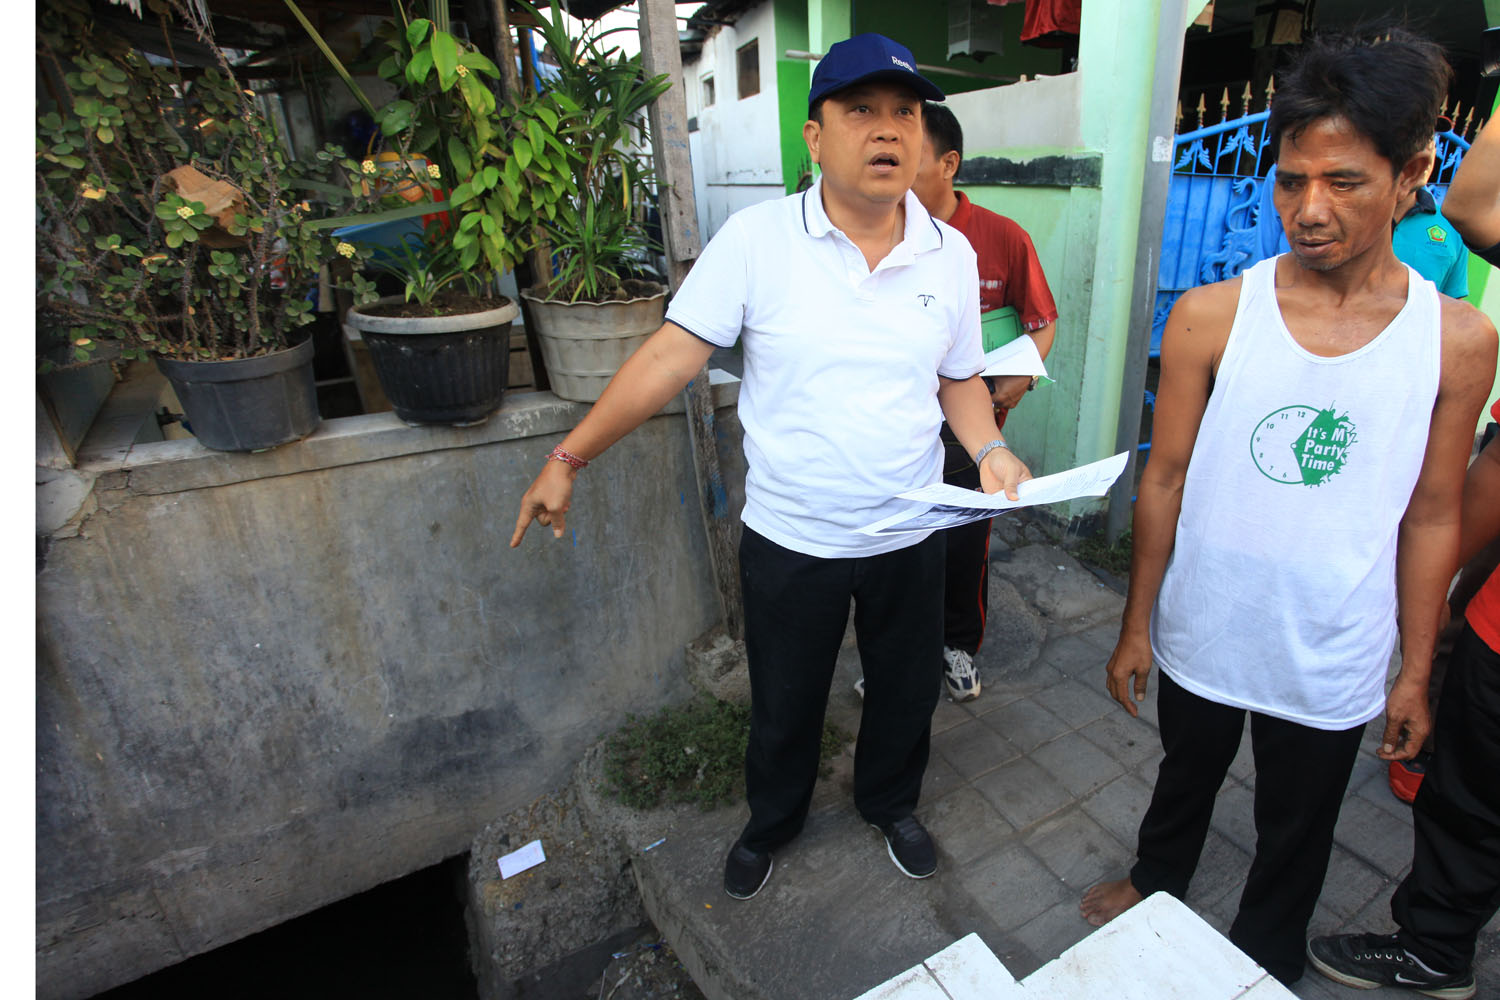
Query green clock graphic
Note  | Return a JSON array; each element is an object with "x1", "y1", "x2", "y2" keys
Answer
[{"x1": 1251, "y1": 405, "x2": 1357, "y2": 486}]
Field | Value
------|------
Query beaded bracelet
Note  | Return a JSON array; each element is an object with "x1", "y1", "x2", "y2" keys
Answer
[{"x1": 548, "y1": 445, "x2": 588, "y2": 470}]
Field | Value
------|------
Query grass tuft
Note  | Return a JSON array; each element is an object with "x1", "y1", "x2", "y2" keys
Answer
[{"x1": 603, "y1": 696, "x2": 851, "y2": 811}]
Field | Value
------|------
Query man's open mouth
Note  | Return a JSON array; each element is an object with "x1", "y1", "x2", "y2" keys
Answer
[{"x1": 869, "y1": 153, "x2": 900, "y2": 169}]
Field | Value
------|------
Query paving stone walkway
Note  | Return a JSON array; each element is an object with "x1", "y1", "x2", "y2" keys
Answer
[{"x1": 593, "y1": 521, "x2": 1498, "y2": 1000}]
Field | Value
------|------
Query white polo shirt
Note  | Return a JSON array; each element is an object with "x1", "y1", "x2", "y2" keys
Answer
[{"x1": 666, "y1": 178, "x2": 984, "y2": 558}]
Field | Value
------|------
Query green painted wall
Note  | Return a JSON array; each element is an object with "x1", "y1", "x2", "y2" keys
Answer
[
  {"x1": 851, "y1": 0, "x2": 1064, "y2": 97},
  {"x1": 774, "y1": 0, "x2": 813, "y2": 192},
  {"x1": 961, "y1": 183, "x2": 1098, "y2": 476}
]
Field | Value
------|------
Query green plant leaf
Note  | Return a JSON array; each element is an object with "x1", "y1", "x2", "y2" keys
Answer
[
  {"x1": 448, "y1": 136, "x2": 471, "y2": 179},
  {"x1": 513, "y1": 137, "x2": 532, "y2": 172},
  {"x1": 431, "y1": 30, "x2": 459, "y2": 87},
  {"x1": 406, "y1": 48, "x2": 434, "y2": 85},
  {"x1": 406, "y1": 18, "x2": 431, "y2": 48}
]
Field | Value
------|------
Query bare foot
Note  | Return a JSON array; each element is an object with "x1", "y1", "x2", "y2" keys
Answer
[{"x1": 1079, "y1": 877, "x2": 1143, "y2": 927}]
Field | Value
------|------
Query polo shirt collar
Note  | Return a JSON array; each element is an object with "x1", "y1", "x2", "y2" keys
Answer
[
  {"x1": 799, "y1": 176, "x2": 944, "y2": 256},
  {"x1": 948, "y1": 190, "x2": 973, "y2": 231},
  {"x1": 1400, "y1": 186, "x2": 1437, "y2": 223}
]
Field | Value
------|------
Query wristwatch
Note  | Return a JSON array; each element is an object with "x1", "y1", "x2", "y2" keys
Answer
[
  {"x1": 1027, "y1": 375, "x2": 1040, "y2": 392},
  {"x1": 974, "y1": 439, "x2": 1008, "y2": 465}
]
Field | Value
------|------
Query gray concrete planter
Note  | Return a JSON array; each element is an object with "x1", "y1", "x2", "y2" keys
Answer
[
  {"x1": 155, "y1": 336, "x2": 320, "y2": 452},
  {"x1": 521, "y1": 286, "x2": 666, "y2": 402},
  {"x1": 345, "y1": 296, "x2": 520, "y2": 426}
]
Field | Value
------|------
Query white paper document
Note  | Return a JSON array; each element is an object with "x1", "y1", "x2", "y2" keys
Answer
[
  {"x1": 857, "y1": 452, "x2": 1130, "y2": 536},
  {"x1": 979, "y1": 335, "x2": 1050, "y2": 380},
  {"x1": 498, "y1": 839, "x2": 546, "y2": 879}
]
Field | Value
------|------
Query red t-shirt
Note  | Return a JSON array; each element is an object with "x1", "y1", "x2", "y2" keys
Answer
[
  {"x1": 1465, "y1": 399, "x2": 1500, "y2": 654},
  {"x1": 947, "y1": 192, "x2": 1058, "y2": 331}
]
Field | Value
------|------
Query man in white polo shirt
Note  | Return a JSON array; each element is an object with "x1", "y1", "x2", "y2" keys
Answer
[{"x1": 511, "y1": 33, "x2": 1030, "y2": 900}]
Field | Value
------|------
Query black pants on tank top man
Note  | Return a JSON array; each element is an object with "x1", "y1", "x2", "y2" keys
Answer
[
  {"x1": 1130, "y1": 672, "x2": 1365, "y2": 985},
  {"x1": 735, "y1": 525, "x2": 945, "y2": 853}
]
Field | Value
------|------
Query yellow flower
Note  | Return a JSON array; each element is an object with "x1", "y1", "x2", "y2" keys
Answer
[
  {"x1": 361, "y1": 159, "x2": 377, "y2": 175},
  {"x1": 427, "y1": 163, "x2": 441, "y2": 179},
  {"x1": 336, "y1": 242, "x2": 357, "y2": 258},
  {"x1": 80, "y1": 186, "x2": 106, "y2": 200},
  {"x1": 455, "y1": 64, "x2": 469, "y2": 77},
  {"x1": 175, "y1": 205, "x2": 195, "y2": 219}
]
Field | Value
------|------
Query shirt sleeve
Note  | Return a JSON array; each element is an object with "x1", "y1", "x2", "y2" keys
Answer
[
  {"x1": 664, "y1": 215, "x2": 748, "y2": 347},
  {"x1": 939, "y1": 245, "x2": 986, "y2": 380},
  {"x1": 1443, "y1": 246, "x2": 1470, "y2": 299},
  {"x1": 1001, "y1": 224, "x2": 1059, "y2": 331}
]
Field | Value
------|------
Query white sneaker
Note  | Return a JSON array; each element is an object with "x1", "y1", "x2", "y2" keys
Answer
[{"x1": 943, "y1": 647, "x2": 981, "y2": 702}]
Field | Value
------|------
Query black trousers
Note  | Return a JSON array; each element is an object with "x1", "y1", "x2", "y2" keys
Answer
[
  {"x1": 1130, "y1": 672, "x2": 1364, "y2": 985},
  {"x1": 1393, "y1": 624, "x2": 1500, "y2": 973},
  {"x1": 736, "y1": 526, "x2": 944, "y2": 853},
  {"x1": 940, "y1": 431, "x2": 991, "y2": 655}
]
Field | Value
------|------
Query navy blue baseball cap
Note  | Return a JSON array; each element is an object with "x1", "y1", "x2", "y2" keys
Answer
[{"x1": 808, "y1": 34, "x2": 945, "y2": 115}]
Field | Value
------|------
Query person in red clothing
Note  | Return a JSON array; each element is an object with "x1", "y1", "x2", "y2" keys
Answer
[
  {"x1": 1307, "y1": 399, "x2": 1500, "y2": 999},
  {"x1": 913, "y1": 102, "x2": 1057, "y2": 702}
]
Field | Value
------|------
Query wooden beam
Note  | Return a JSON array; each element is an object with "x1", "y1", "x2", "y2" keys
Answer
[{"x1": 638, "y1": 0, "x2": 741, "y2": 640}]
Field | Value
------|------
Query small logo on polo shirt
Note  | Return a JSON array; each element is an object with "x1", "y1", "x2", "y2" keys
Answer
[
  {"x1": 917, "y1": 294, "x2": 934, "y2": 307},
  {"x1": 1427, "y1": 224, "x2": 1447, "y2": 243},
  {"x1": 891, "y1": 56, "x2": 914, "y2": 72}
]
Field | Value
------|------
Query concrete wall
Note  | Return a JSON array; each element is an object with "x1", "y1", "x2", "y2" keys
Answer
[
  {"x1": 36, "y1": 382, "x2": 746, "y2": 999},
  {"x1": 683, "y1": 5, "x2": 786, "y2": 240}
]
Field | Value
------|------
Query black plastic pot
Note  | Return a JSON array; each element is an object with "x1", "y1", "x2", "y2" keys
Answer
[
  {"x1": 155, "y1": 336, "x2": 320, "y2": 452},
  {"x1": 345, "y1": 297, "x2": 519, "y2": 425}
]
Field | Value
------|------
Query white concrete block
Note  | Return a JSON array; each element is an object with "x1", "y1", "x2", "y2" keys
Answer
[
  {"x1": 924, "y1": 933, "x2": 1026, "y2": 999},
  {"x1": 1019, "y1": 893, "x2": 1285, "y2": 999},
  {"x1": 850, "y1": 964, "x2": 951, "y2": 1000}
]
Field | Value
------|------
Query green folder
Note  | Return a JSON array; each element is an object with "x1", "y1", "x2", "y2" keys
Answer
[{"x1": 980, "y1": 306, "x2": 1022, "y2": 352}]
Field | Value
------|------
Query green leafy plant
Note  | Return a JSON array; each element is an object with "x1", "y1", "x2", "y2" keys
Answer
[
  {"x1": 603, "y1": 697, "x2": 850, "y2": 812},
  {"x1": 288, "y1": 0, "x2": 579, "y2": 308},
  {"x1": 35, "y1": 0, "x2": 374, "y2": 368},
  {"x1": 513, "y1": 0, "x2": 671, "y2": 303}
]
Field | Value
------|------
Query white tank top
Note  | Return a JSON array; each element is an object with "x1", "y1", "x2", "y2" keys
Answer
[{"x1": 1151, "y1": 255, "x2": 1441, "y2": 729}]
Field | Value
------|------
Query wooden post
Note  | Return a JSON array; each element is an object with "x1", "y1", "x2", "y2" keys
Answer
[
  {"x1": 638, "y1": 0, "x2": 742, "y2": 640},
  {"x1": 490, "y1": 0, "x2": 552, "y2": 390}
]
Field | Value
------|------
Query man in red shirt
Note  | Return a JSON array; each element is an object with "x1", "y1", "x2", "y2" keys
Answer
[{"x1": 911, "y1": 102, "x2": 1058, "y2": 702}]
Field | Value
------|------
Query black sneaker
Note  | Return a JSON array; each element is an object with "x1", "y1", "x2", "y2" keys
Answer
[
  {"x1": 871, "y1": 815, "x2": 937, "y2": 879},
  {"x1": 723, "y1": 842, "x2": 772, "y2": 899},
  {"x1": 1307, "y1": 933, "x2": 1476, "y2": 999}
]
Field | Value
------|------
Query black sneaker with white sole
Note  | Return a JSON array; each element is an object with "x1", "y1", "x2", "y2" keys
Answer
[
  {"x1": 1307, "y1": 933, "x2": 1476, "y2": 999},
  {"x1": 870, "y1": 815, "x2": 937, "y2": 879},
  {"x1": 723, "y1": 842, "x2": 773, "y2": 899}
]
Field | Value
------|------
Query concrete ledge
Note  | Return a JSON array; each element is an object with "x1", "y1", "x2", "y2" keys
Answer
[{"x1": 75, "y1": 377, "x2": 742, "y2": 497}]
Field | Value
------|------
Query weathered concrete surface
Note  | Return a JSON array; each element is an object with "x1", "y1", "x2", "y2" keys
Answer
[
  {"x1": 569, "y1": 534, "x2": 1499, "y2": 1000},
  {"x1": 466, "y1": 783, "x2": 647, "y2": 999},
  {"x1": 35, "y1": 384, "x2": 745, "y2": 1000}
]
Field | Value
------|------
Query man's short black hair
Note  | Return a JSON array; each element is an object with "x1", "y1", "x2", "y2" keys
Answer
[
  {"x1": 1269, "y1": 27, "x2": 1452, "y2": 175},
  {"x1": 922, "y1": 102, "x2": 963, "y2": 162}
]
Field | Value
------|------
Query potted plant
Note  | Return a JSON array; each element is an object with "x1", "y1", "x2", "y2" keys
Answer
[
  {"x1": 511, "y1": 0, "x2": 673, "y2": 403},
  {"x1": 292, "y1": 0, "x2": 575, "y2": 425},
  {"x1": 35, "y1": 0, "x2": 375, "y2": 452}
]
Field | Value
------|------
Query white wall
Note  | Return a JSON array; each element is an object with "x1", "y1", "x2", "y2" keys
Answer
[{"x1": 683, "y1": 2, "x2": 785, "y2": 240}]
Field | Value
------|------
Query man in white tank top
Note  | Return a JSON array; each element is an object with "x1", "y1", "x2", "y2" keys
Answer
[{"x1": 1078, "y1": 29, "x2": 1497, "y2": 990}]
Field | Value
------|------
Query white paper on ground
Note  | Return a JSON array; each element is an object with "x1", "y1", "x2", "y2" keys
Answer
[
  {"x1": 857, "y1": 452, "x2": 1129, "y2": 536},
  {"x1": 979, "y1": 335, "x2": 1051, "y2": 380},
  {"x1": 498, "y1": 839, "x2": 546, "y2": 879}
]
